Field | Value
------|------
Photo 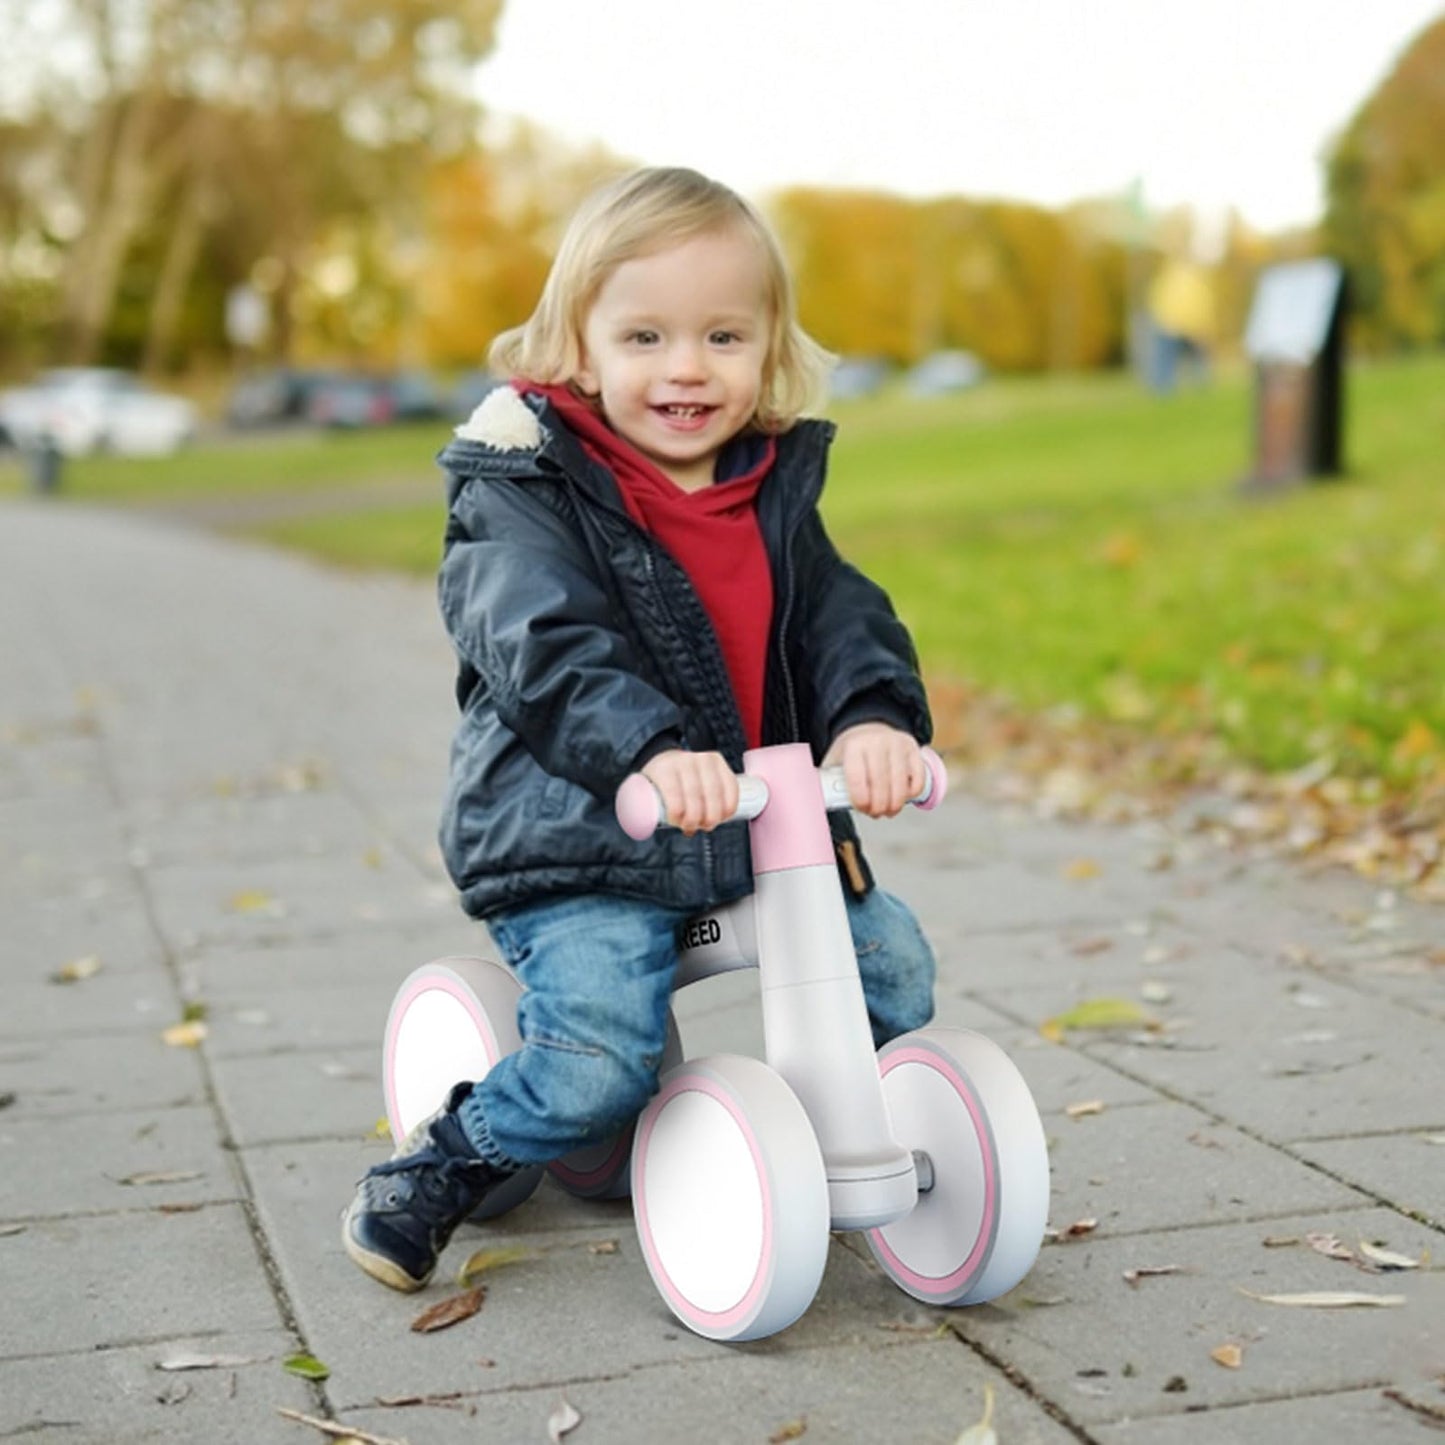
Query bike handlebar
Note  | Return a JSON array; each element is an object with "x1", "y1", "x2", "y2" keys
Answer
[{"x1": 615, "y1": 746, "x2": 948, "y2": 842}]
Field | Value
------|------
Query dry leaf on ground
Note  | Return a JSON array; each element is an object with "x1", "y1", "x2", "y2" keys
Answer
[
  {"x1": 1239, "y1": 1289, "x2": 1406, "y2": 1308},
  {"x1": 276, "y1": 1408, "x2": 404, "y2": 1445},
  {"x1": 1210, "y1": 1343, "x2": 1244, "y2": 1369},
  {"x1": 161, "y1": 1020, "x2": 208, "y2": 1048},
  {"x1": 158, "y1": 1351, "x2": 262, "y2": 1371},
  {"x1": 1066, "y1": 1099, "x2": 1105, "y2": 1119},
  {"x1": 1357, "y1": 1241, "x2": 1422, "y2": 1270},
  {"x1": 411, "y1": 1287, "x2": 485, "y2": 1333},
  {"x1": 51, "y1": 955, "x2": 102, "y2": 984},
  {"x1": 456, "y1": 1244, "x2": 535, "y2": 1287},
  {"x1": 954, "y1": 1384, "x2": 996, "y2": 1445},
  {"x1": 547, "y1": 1399, "x2": 582, "y2": 1443},
  {"x1": 118, "y1": 1170, "x2": 204, "y2": 1187},
  {"x1": 769, "y1": 1419, "x2": 808, "y2": 1443},
  {"x1": 1041, "y1": 997, "x2": 1155, "y2": 1042},
  {"x1": 1123, "y1": 1265, "x2": 1183, "y2": 1285}
]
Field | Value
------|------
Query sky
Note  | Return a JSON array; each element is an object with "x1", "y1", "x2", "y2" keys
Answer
[{"x1": 473, "y1": 0, "x2": 1443, "y2": 235}]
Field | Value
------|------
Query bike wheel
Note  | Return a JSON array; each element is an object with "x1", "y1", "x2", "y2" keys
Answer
[
  {"x1": 866, "y1": 1027, "x2": 1048, "y2": 1306},
  {"x1": 382, "y1": 957, "x2": 543, "y2": 1220},
  {"x1": 548, "y1": 1010, "x2": 684, "y2": 1201},
  {"x1": 632, "y1": 1054, "x2": 829, "y2": 1342}
]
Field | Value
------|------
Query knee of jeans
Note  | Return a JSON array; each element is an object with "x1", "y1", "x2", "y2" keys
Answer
[{"x1": 537, "y1": 1037, "x2": 657, "y2": 1137}]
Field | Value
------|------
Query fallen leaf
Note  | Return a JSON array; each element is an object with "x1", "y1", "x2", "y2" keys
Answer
[
  {"x1": 161, "y1": 1020, "x2": 208, "y2": 1048},
  {"x1": 1041, "y1": 997, "x2": 1155, "y2": 1042},
  {"x1": 227, "y1": 888, "x2": 280, "y2": 914},
  {"x1": 0, "y1": 1092, "x2": 14, "y2": 1111},
  {"x1": 770, "y1": 1419, "x2": 808, "y2": 1443},
  {"x1": 1045, "y1": 1217, "x2": 1098, "y2": 1243},
  {"x1": 373, "y1": 1391, "x2": 468, "y2": 1410},
  {"x1": 1239, "y1": 1289, "x2": 1406, "y2": 1309},
  {"x1": 411, "y1": 1287, "x2": 485, "y2": 1333},
  {"x1": 1066, "y1": 1099, "x2": 1105, "y2": 1119},
  {"x1": 51, "y1": 955, "x2": 102, "y2": 984},
  {"x1": 118, "y1": 1170, "x2": 204, "y2": 1187},
  {"x1": 1162, "y1": 1376, "x2": 1189, "y2": 1393},
  {"x1": 1357, "y1": 1241, "x2": 1422, "y2": 1271},
  {"x1": 954, "y1": 1385, "x2": 995, "y2": 1445},
  {"x1": 1139, "y1": 980, "x2": 1174, "y2": 1004},
  {"x1": 1261, "y1": 1235, "x2": 1300, "y2": 1248},
  {"x1": 1123, "y1": 1265, "x2": 1183, "y2": 1286},
  {"x1": 1305, "y1": 1231, "x2": 1356, "y2": 1263},
  {"x1": 456, "y1": 1244, "x2": 536, "y2": 1287},
  {"x1": 1069, "y1": 937, "x2": 1114, "y2": 956},
  {"x1": 588, "y1": 1238, "x2": 619, "y2": 1255},
  {"x1": 1063, "y1": 858, "x2": 1102, "y2": 881},
  {"x1": 0, "y1": 1223, "x2": 28, "y2": 1237},
  {"x1": 282, "y1": 1353, "x2": 331, "y2": 1381},
  {"x1": 547, "y1": 1399, "x2": 582, "y2": 1443},
  {"x1": 373, "y1": 1117, "x2": 391, "y2": 1138},
  {"x1": 1210, "y1": 1343, "x2": 1244, "y2": 1369},
  {"x1": 158, "y1": 1351, "x2": 262, "y2": 1371},
  {"x1": 276, "y1": 1408, "x2": 404, "y2": 1444}
]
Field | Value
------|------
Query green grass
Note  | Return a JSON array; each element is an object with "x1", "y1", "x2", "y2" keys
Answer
[{"x1": 14, "y1": 355, "x2": 1444, "y2": 785}]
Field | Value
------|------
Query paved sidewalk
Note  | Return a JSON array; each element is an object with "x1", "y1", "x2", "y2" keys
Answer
[{"x1": 2, "y1": 497, "x2": 1442, "y2": 1445}]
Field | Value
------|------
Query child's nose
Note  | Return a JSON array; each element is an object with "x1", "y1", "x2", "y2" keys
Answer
[{"x1": 665, "y1": 340, "x2": 707, "y2": 382}]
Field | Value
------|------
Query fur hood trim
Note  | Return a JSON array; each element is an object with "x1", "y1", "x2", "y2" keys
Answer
[{"x1": 454, "y1": 386, "x2": 541, "y2": 451}]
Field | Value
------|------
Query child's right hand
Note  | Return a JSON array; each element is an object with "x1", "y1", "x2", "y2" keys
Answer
[{"x1": 640, "y1": 749, "x2": 740, "y2": 836}]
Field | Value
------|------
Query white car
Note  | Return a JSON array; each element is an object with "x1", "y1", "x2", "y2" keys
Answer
[{"x1": 0, "y1": 368, "x2": 199, "y2": 456}]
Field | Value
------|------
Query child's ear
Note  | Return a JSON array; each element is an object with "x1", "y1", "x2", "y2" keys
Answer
[{"x1": 574, "y1": 354, "x2": 599, "y2": 397}]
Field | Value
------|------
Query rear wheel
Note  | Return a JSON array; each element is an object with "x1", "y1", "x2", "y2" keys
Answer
[{"x1": 382, "y1": 957, "x2": 543, "y2": 1219}]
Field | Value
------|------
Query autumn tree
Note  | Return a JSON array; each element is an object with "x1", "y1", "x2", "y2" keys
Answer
[
  {"x1": 0, "y1": 0, "x2": 502, "y2": 369},
  {"x1": 1325, "y1": 14, "x2": 1445, "y2": 349}
]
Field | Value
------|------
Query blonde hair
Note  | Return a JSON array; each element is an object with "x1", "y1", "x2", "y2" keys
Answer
[{"x1": 489, "y1": 167, "x2": 832, "y2": 433}]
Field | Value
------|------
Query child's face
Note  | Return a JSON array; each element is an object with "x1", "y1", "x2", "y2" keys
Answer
[{"x1": 576, "y1": 226, "x2": 771, "y2": 492}]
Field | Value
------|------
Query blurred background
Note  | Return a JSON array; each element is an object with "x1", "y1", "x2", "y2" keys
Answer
[{"x1": 1, "y1": 0, "x2": 1442, "y2": 883}]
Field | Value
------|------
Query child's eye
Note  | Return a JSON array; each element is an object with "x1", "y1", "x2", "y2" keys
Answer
[
  {"x1": 627, "y1": 329, "x2": 659, "y2": 346},
  {"x1": 709, "y1": 330, "x2": 741, "y2": 346}
]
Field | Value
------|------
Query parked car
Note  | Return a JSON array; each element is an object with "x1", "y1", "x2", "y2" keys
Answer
[
  {"x1": 225, "y1": 367, "x2": 338, "y2": 429},
  {"x1": 904, "y1": 350, "x2": 985, "y2": 396},
  {"x1": 448, "y1": 368, "x2": 503, "y2": 421},
  {"x1": 305, "y1": 370, "x2": 447, "y2": 429},
  {"x1": 828, "y1": 356, "x2": 893, "y2": 401},
  {"x1": 0, "y1": 368, "x2": 199, "y2": 456}
]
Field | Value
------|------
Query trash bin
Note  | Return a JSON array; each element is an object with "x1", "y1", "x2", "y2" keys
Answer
[
  {"x1": 24, "y1": 434, "x2": 63, "y2": 494},
  {"x1": 1241, "y1": 259, "x2": 1347, "y2": 492}
]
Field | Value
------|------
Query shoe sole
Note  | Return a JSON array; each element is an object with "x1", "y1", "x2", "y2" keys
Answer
[{"x1": 341, "y1": 1207, "x2": 432, "y2": 1293}]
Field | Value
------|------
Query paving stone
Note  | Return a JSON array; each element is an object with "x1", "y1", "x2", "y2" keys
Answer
[
  {"x1": 0, "y1": 1205, "x2": 287, "y2": 1357},
  {"x1": 0, "y1": 959, "x2": 177, "y2": 1041},
  {"x1": 0, "y1": 1032, "x2": 206, "y2": 1117},
  {"x1": 0, "y1": 1329, "x2": 310, "y2": 1442},
  {"x1": 208, "y1": 1044, "x2": 382, "y2": 1147},
  {"x1": 339, "y1": 1337, "x2": 1082, "y2": 1445},
  {"x1": 0, "y1": 1105, "x2": 240, "y2": 1220},
  {"x1": 1290, "y1": 1131, "x2": 1445, "y2": 1229},
  {"x1": 949, "y1": 1207, "x2": 1441, "y2": 1428}
]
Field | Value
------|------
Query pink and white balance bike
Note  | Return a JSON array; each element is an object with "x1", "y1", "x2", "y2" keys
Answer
[{"x1": 382, "y1": 743, "x2": 1049, "y2": 1342}]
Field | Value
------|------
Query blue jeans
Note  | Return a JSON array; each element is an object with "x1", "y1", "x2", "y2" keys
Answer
[{"x1": 458, "y1": 887, "x2": 936, "y2": 1169}]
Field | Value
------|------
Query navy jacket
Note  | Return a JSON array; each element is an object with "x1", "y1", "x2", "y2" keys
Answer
[{"x1": 436, "y1": 388, "x2": 931, "y2": 919}]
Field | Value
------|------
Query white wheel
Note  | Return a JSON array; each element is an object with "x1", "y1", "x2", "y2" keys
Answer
[
  {"x1": 866, "y1": 1027, "x2": 1048, "y2": 1306},
  {"x1": 631, "y1": 1055, "x2": 829, "y2": 1342},
  {"x1": 382, "y1": 957, "x2": 543, "y2": 1219},
  {"x1": 549, "y1": 1011, "x2": 684, "y2": 1200}
]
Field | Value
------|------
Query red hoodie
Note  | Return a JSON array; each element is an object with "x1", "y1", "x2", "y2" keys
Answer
[{"x1": 527, "y1": 385, "x2": 775, "y2": 749}]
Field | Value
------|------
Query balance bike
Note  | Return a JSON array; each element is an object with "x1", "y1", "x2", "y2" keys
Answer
[{"x1": 381, "y1": 743, "x2": 1049, "y2": 1341}]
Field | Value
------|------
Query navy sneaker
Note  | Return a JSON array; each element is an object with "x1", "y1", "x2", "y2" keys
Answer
[{"x1": 343, "y1": 1082, "x2": 512, "y2": 1291}]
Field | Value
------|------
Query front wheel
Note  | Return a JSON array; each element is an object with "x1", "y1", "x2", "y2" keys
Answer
[
  {"x1": 632, "y1": 1055, "x2": 829, "y2": 1342},
  {"x1": 866, "y1": 1027, "x2": 1048, "y2": 1306}
]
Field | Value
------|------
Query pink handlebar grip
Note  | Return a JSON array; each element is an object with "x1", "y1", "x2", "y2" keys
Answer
[
  {"x1": 615, "y1": 773, "x2": 663, "y2": 841},
  {"x1": 915, "y1": 747, "x2": 948, "y2": 811}
]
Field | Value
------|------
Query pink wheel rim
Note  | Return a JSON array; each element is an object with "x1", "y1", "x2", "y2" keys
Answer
[
  {"x1": 866, "y1": 1043, "x2": 999, "y2": 1297},
  {"x1": 633, "y1": 1070, "x2": 776, "y2": 1334}
]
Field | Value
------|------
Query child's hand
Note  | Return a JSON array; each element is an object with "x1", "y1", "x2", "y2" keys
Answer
[
  {"x1": 640, "y1": 749, "x2": 740, "y2": 836},
  {"x1": 822, "y1": 723, "x2": 926, "y2": 819}
]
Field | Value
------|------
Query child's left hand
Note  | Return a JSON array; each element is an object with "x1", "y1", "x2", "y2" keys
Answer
[{"x1": 822, "y1": 723, "x2": 926, "y2": 819}]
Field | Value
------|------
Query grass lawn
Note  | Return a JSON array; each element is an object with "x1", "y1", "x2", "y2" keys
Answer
[{"x1": 12, "y1": 354, "x2": 1443, "y2": 787}]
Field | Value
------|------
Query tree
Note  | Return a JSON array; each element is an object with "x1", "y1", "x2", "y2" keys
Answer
[
  {"x1": 0, "y1": 0, "x2": 502, "y2": 367},
  {"x1": 1325, "y1": 15, "x2": 1445, "y2": 349}
]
